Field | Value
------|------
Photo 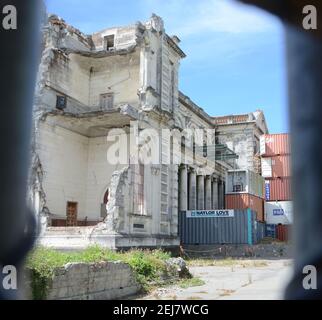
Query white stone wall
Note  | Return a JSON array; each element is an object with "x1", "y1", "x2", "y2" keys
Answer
[
  {"x1": 45, "y1": 52, "x2": 141, "y2": 111},
  {"x1": 91, "y1": 25, "x2": 138, "y2": 51},
  {"x1": 216, "y1": 125, "x2": 256, "y2": 171},
  {"x1": 37, "y1": 122, "x2": 129, "y2": 221},
  {"x1": 88, "y1": 52, "x2": 140, "y2": 109},
  {"x1": 37, "y1": 122, "x2": 89, "y2": 219},
  {"x1": 48, "y1": 53, "x2": 91, "y2": 107},
  {"x1": 139, "y1": 16, "x2": 182, "y2": 114},
  {"x1": 85, "y1": 135, "x2": 129, "y2": 218}
]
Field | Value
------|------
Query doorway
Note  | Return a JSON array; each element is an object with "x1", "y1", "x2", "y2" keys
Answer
[{"x1": 66, "y1": 201, "x2": 78, "y2": 226}]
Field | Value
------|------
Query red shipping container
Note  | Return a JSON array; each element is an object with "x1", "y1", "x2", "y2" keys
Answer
[
  {"x1": 260, "y1": 133, "x2": 290, "y2": 156},
  {"x1": 262, "y1": 155, "x2": 291, "y2": 178},
  {"x1": 265, "y1": 178, "x2": 292, "y2": 201},
  {"x1": 271, "y1": 155, "x2": 291, "y2": 177},
  {"x1": 276, "y1": 224, "x2": 291, "y2": 242},
  {"x1": 225, "y1": 193, "x2": 264, "y2": 222}
]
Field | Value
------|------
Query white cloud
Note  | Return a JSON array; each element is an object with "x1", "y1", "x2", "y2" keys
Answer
[{"x1": 140, "y1": 0, "x2": 280, "y2": 37}]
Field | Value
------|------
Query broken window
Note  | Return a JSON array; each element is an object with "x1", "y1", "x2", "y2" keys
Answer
[
  {"x1": 56, "y1": 95, "x2": 66, "y2": 110},
  {"x1": 100, "y1": 93, "x2": 114, "y2": 110},
  {"x1": 104, "y1": 34, "x2": 115, "y2": 50}
]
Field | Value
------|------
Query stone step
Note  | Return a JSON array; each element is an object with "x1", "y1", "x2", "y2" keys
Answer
[{"x1": 44, "y1": 226, "x2": 94, "y2": 236}]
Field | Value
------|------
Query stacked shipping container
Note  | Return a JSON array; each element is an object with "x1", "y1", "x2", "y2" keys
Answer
[
  {"x1": 260, "y1": 133, "x2": 293, "y2": 228},
  {"x1": 225, "y1": 170, "x2": 265, "y2": 222}
]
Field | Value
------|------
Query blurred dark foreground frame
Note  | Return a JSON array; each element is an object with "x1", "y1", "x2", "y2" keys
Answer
[
  {"x1": 0, "y1": 0, "x2": 43, "y2": 299},
  {"x1": 0, "y1": 0, "x2": 322, "y2": 300},
  {"x1": 238, "y1": 0, "x2": 322, "y2": 299}
]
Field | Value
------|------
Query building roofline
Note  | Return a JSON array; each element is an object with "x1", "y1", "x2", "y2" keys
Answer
[
  {"x1": 179, "y1": 91, "x2": 214, "y2": 127},
  {"x1": 165, "y1": 34, "x2": 186, "y2": 58},
  {"x1": 212, "y1": 110, "x2": 269, "y2": 134}
]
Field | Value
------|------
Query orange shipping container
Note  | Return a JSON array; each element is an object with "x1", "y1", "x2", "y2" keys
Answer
[
  {"x1": 272, "y1": 155, "x2": 291, "y2": 177},
  {"x1": 265, "y1": 178, "x2": 292, "y2": 201},
  {"x1": 261, "y1": 155, "x2": 291, "y2": 178},
  {"x1": 225, "y1": 193, "x2": 264, "y2": 222},
  {"x1": 260, "y1": 133, "x2": 290, "y2": 156}
]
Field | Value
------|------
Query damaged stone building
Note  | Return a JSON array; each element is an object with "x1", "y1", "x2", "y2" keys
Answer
[
  {"x1": 212, "y1": 111, "x2": 269, "y2": 174},
  {"x1": 31, "y1": 14, "x2": 236, "y2": 250}
]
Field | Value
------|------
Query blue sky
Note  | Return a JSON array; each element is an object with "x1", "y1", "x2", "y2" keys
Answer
[{"x1": 45, "y1": 0, "x2": 288, "y2": 133}]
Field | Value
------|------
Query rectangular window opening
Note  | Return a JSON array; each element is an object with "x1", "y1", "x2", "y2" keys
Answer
[
  {"x1": 100, "y1": 93, "x2": 114, "y2": 110},
  {"x1": 56, "y1": 95, "x2": 67, "y2": 110},
  {"x1": 105, "y1": 34, "x2": 115, "y2": 50}
]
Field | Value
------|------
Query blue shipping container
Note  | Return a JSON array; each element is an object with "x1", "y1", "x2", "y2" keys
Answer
[
  {"x1": 265, "y1": 224, "x2": 277, "y2": 238},
  {"x1": 179, "y1": 209, "x2": 264, "y2": 245}
]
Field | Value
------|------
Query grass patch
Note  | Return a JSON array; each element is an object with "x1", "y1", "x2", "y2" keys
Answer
[
  {"x1": 179, "y1": 277, "x2": 205, "y2": 289},
  {"x1": 26, "y1": 245, "x2": 172, "y2": 299}
]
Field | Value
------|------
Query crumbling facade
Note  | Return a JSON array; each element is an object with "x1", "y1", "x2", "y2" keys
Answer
[
  {"x1": 212, "y1": 111, "x2": 269, "y2": 174},
  {"x1": 31, "y1": 14, "x2": 234, "y2": 250}
]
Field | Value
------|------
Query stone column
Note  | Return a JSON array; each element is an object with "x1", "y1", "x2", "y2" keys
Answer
[
  {"x1": 205, "y1": 176, "x2": 212, "y2": 209},
  {"x1": 188, "y1": 169, "x2": 197, "y2": 210},
  {"x1": 218, "y1": 180, "x2": 225, "y2": 209},
  {"x1": 179, "y1": 165, "x2": 188, "y2": 211},
  {"x1": 212, "y1": 177, "x2": 219, "y2": 209},
  {"x1": 197, "y1": 175, "x2": 205, "y2": 210}
]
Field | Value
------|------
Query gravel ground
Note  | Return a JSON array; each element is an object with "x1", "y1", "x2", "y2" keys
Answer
[{"x1": 137, "y1": 259, "x2": 293, "y2": 300}]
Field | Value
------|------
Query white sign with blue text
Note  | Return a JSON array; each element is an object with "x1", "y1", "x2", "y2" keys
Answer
[
  {"x1": 186, "y1": 210, "x2": 234, "y2": 218},
  {"x1": 273, "y1": 209, "x2": 284, "y2": 216}
]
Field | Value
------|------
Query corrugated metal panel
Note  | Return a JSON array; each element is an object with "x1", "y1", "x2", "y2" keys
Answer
[
  {"x1": 270, "y1": 155, "x2": 291, "y2": 178},
  {"x1": 262, "y1": 155, "x2": 291, "y2": 178},
  {"x1": 260, "y1": 133, "x2": 290, "y2": 156},
  {"x1": 265, "y1": 178, "x2": 292, "y2": 201},
  {"x1": 178, "y1": 209, "x2": 256, "y2": 245},
  {"x1": 225, "y1": 194, "x2": 264, "y2": 222},
  {"x1": 265, "y1": 224, "x2": 277, "y2": 238},
  {"x1": 254, "y1": 221, "x2": 265, "y2": 244},
  {"x1": 276, "y1": 224, "x2": 291, "y2": 242}
]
